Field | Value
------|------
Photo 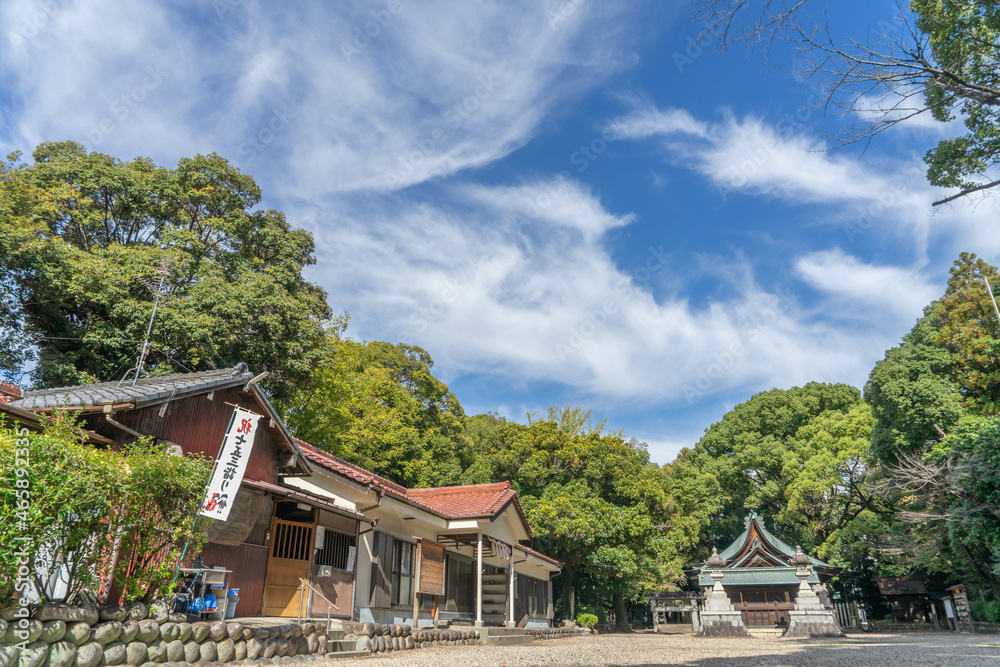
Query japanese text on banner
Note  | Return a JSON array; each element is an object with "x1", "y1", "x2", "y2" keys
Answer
[{"x1": 199, "y1": 408, "x2": 259, "y2": 521}]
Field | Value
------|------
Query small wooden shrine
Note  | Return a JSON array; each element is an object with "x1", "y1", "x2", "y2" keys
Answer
[{"x1": 695, "y1": 512, "x2": 841, "y2": 629}]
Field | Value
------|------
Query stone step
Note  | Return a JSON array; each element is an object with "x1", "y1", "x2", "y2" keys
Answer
[
  {"x1": 326, "y1": 630, "x2": 346, "y2": 640},
  {"x1": 482, "y1": 634, "x2": 534, "y2": 646},
  {"x1": 480, "y1": 627, "x2": 528, "y2": 636},
  {"x1": 326, "y1": 639, "x2": 358, "y2": 652},
  {"x1": 325, "y1": 650, "x2": 372, "y2": 659}
]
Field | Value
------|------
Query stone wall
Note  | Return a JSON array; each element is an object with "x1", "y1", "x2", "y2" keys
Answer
[
  {"x1": 337, "y1": 621, "x2": 479, "y2": 652},
  {"x1": 0, "y1": 602, "x2": 328, "y2": 667}
]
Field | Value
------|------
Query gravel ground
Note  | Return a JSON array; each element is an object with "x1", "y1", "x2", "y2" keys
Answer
[{"x1": 318, "y1": 631, "x2": 1000, "y2": 666}]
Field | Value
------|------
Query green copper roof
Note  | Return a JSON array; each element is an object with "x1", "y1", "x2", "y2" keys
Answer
[
  {"x1": 715, "y1": 512, "x2": 833, "y2": 569},
  {"x1": 697, "y1": 566, "x2": 820, "y2": 587}
]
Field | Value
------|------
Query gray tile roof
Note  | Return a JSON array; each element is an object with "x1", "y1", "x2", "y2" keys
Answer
[{"x1": 12, "y1": 364, "x2": 253, "y2": 411}]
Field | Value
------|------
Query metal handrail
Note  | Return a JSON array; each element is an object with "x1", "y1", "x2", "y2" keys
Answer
[{"x1": 297, "y1": 577, "x2": 340, "y2": 632}]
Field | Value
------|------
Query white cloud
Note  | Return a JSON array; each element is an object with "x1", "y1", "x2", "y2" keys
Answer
[
  {"x1": 795, "y1": 249, "x2": 939, "y2": 322},
  {"x1": 606, "y1": 100, "x2": 1000, "y2": 267},
  {"x1": 0, "y1": 0, "x2": 640, "y2": 197},
  {"x1": 304, "y1": 178, "x2": 885, "y2": 406}
]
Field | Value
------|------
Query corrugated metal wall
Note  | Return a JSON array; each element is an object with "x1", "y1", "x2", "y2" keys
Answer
[
  {"x1": 99, "y1": 387, "x2": 280, "y2": 484},
  {"x1": 201, "y1": 540, "x2": 270, "y2": 617}
]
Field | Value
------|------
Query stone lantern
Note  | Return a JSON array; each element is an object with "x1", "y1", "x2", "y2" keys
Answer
[
  {"x1": 697, "y1": 547, "x2": 750, "y2": 637},
  {"x1": 782, "y1": 545, "x2": 844, "y2": 638}
]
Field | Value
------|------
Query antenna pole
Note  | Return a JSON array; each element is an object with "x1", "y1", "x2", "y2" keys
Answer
[{"x1": 123, "y1": 259, "x2": 172, "y2": 387}]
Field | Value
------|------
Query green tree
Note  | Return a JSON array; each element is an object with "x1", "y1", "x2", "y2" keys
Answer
[
  {"x1": 0, "y1": 142, "x2": 333, "y2": 401},
  {"x1": 669, "y1": 382, "x2": 865, "y2": 552},
  {"x1": 284, "y1": 338, "x2": 472, "y2": 487},
  {"x1": 865, "y1": 314, "x2": 964, "y2": 463},
  {"x1": 465, "y1": 415, "x2": 680, "y2": 629},
  {"x1": 929, "y1": 252, "x2": 1000, "y2": 409},
  {"x1": 696, "y1": 0, "x2": 1000, "y2": 205}
]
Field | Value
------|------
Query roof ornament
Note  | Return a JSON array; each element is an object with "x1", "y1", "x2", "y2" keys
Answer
[
  {"x1": 789, "y1": 545, "x2": 812, "y2": 569},
  {"x1": 744, "y1": 510, "x2": 758, "y2": 528},
  {"x1": 705, "y1": 546, "x2": 725, "y2": 569}
]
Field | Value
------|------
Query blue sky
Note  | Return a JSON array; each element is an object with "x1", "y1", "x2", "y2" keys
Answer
[{"x1": 2, "y1": 0, "x2": 997, "y2": 464}]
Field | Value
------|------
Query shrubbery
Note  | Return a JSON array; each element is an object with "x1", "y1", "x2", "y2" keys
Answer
[
  {"x1": 971, "y1": 599, "x2": 1000, "y2": 623},
  {"x1": 576, "y1": 613, "x2": 598, "y2": 628},
  {"x1": 0, "y1": 414, "x2": 211, "y2": 605}
]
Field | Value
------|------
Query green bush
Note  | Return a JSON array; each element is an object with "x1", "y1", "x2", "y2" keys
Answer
[
  {"x1": 577, "y1": 613, "x2": 598, "y2": 628},
  {"x1": 970, "y1": 599, "x2": 1000, "y2": 623},
  {"x1": 1, "y1": 415, "x2": 211, "y2": 606}
]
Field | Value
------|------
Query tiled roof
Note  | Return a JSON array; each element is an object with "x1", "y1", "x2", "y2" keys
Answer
[
  {"x1": 294, "y1": 439, "x2": 408, "y2": 496},
  {"x1": 407, "y1": 482, "x2": 517, "y2": 518},
  {"x1": 517, "y1": 543, "x2": 562, "y2": 567},
  {"x1": 0, "y1": 381, "x2": 23, "y2": 404},
  {"x1": 11, "y1": 365, "x2": 253, "y2": 411},
  {"x1": 296, "y1": 438, "x2": 529, "y2": 530}
]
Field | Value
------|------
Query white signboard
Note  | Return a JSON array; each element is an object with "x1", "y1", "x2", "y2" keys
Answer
[{"x1": 199, "y1": 407, "x2": 260, "y2": 521}]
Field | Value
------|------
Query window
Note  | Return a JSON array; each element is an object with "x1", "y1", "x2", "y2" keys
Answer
[
  {"x1": 314, "y1": 529, "x2": 356, "y2": 571},
  {"x1": 517, "y1": 574, "x2": 549, "y2": 618},
  {"x1": 391, "y1": 540, "x2": 415, "y2": 607},
  {"x1": 445, "y1": 554, "x2": 475, "y2": 614}
]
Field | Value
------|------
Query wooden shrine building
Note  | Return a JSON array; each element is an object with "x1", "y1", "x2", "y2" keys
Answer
[{"x1": 696, "y1": 513, "x2": 840, "y2": 629}]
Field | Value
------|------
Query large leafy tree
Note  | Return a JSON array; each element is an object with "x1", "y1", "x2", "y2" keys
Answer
[
  {"x1": 866, "y1": 253, "x2": 999, "y2": 463},
  {"x1": 464, "y1": 415, "x2": 680, "y2": 629},
  {"x1": 696, "y1": 0, "x2": 1000, "y2": 205},
  {"x1": 865, "y1": 254, "x2": 1000, "y2": 601},
  {"x1": 668, "y1": 382, "x2": 867, "y2": 553},
  {"x1": 284, "y1": 338, "x2": 472, "y2": 488},
  {"x1": 0, "y1": 142, "x2": 332, "y2": 401}
]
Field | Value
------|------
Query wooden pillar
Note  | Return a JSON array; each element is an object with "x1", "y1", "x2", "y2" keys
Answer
[
  {"x1": 506, "y1": 547, "x2": 515, "y2": 627},
  {"x1": 413, "y1": 541, "x2": 422, "y2": 629},
  {"x1": 475, "y1": 533, "x2": 483, "y2": 627}
]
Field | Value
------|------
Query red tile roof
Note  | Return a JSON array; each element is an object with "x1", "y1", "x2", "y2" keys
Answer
[
  {"x1": 295, "y1": 438, "x2": 531, "y2": 533},
  {"x1": 295, "y1": 439, "x2": 407, "y2": 495},
  {"x1": 0, "y1": 381, "x2": 23, "y2": 404},
  {"x1": 407, "y1": 482, "x2": 516, "y2": 518},
  {"x1": 517, "y1": 542, "x2": 563, "y2": 567}
]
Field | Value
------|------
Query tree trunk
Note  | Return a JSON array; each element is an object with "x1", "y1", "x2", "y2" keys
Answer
[
  {"x1": 613, "y1": 588, "x2": 631, "y2": 632},
  {"x1": 559, "y1": 562, "x2": 577, "y2": 621}
]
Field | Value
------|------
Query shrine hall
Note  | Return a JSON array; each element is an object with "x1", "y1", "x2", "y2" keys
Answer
[{"x1": 696, "y1": 513, "x2": 841, "y2": 628}]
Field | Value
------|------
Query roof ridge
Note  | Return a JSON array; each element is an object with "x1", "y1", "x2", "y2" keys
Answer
[{"x1": 407, "y1": 481, "x2": 511, "y2": 496}]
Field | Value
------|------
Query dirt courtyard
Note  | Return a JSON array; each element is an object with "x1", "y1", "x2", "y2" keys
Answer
[{"x1": 320, "y1": 630, "x2": 1000, "y2": 666}]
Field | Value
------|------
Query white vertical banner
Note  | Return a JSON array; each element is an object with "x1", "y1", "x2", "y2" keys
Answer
[{"x1": 199, "y1": 407, "x2": 260, "y2": 521}]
